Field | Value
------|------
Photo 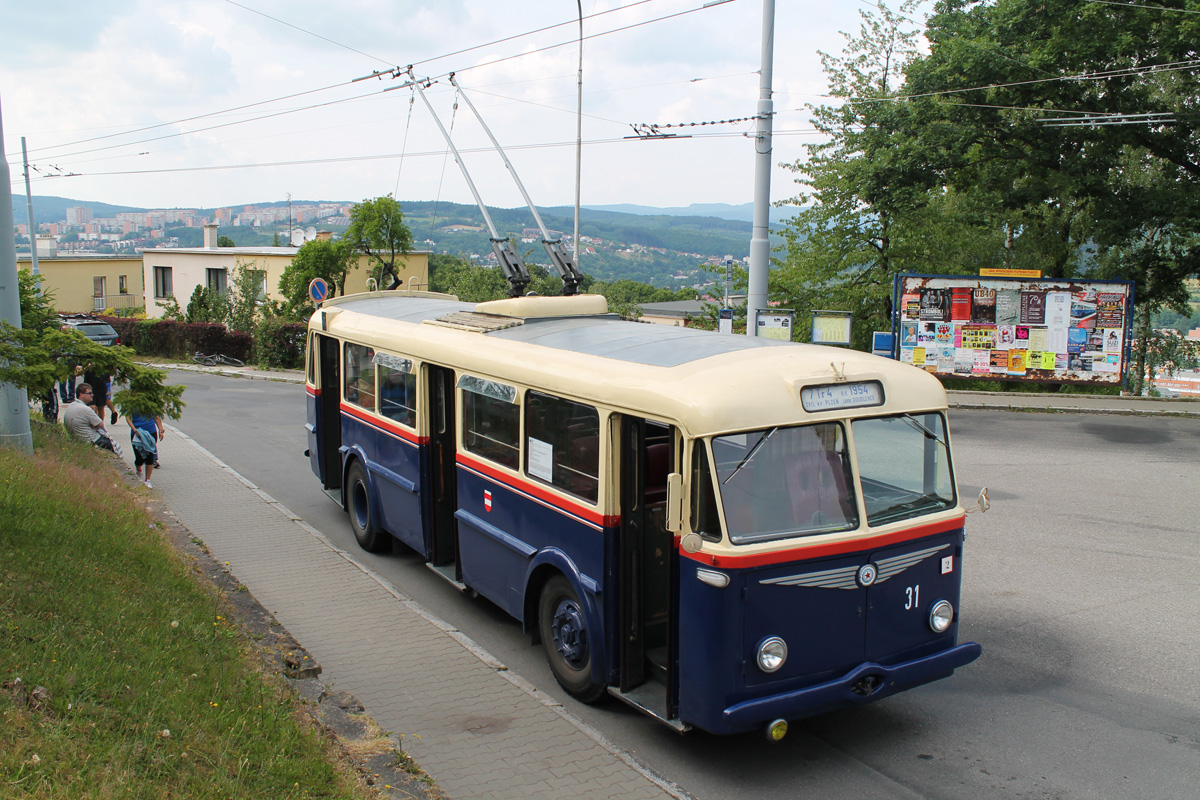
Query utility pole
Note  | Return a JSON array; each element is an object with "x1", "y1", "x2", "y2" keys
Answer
[
  {"x1": 21, "y1": 138, "x2": 40, "y2": 286},
  {"x1": 573, "y1": 0, "x2": 584, "y2": 268},
  {"x1": 745, "y1": 0, "x2": 775, "y2": 337},
  {"x1": 0, "y1": 94, "x2": 34, "y2": 452}
]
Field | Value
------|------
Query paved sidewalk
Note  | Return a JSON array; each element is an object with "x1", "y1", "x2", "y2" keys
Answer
[{"x1": 122, "y1": 426, "x2": 681, "y2": 800}]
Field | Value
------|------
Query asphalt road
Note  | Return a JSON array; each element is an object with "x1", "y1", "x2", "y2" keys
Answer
[{"x1": 166, "y1": 370, "x2": 1200, "y2": 800}]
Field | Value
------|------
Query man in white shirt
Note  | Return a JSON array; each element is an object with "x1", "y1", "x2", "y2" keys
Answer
[{"x1": 62, "y1": 383, "x2": 121, "y2": 455}]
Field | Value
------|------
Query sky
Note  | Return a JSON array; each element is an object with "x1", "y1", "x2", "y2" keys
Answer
[{"x1": 0, "y1": 0, "x2": 931, "y2": 214}]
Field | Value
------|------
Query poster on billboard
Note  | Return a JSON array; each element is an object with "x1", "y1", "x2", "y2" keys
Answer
[{"x1": 892, "y1": 274, "x2": 1135, "y2": 386}]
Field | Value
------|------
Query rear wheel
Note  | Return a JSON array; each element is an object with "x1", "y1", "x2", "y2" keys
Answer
[
  {"x1": 538, "y1": 575, "x2": 605, "y2": 702},
  {"x1": 346, "y1": 462, "x2": 388, "y2": 552}
]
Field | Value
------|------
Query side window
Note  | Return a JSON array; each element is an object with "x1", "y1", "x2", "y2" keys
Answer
[
  {"x1": 690, "y1": 440, "x2": 721, "y2": 540},
  {"x1": 343, "y1": 342, "x2": 376, "y2": 410},
  {"x1": 524, "y1": 391, "x2": 599, "y2": 503},
  {"x1": 307, "y1": 333, "x2": 315, "y2": 384},
  {"x1": 460, "y1": 376, "x2": 519, "y2": 470},
  {"x1": 153, "y1": 266, "x2": 173, "y2": 298},
  {"x1": 376, "y1": 353, "x2": 416, "y2": 428}
]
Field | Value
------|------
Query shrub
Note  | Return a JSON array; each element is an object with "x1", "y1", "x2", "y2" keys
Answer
[{"x1": 255, "y1": 317, "x2": 307, "y2": 369}]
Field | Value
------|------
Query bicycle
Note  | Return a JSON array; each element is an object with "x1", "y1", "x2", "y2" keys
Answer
[{"x1": 193, "y1": 351, "x2": 245, "y2": 368}]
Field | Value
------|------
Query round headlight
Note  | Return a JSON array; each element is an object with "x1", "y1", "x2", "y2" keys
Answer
[
  {"x1": 929, "y1": 600, "x2": 955, "y2": 633},
  {"x1": 757, "y1": 637, "x2": 788, "y2": 672}
]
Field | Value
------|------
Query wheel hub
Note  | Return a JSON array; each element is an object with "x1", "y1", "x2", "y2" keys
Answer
[{"x1": 551, "y1": 598, "x2": 588, "y2": 668}]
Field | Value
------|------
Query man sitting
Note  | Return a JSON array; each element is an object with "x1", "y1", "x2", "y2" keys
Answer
[{"x1": 62, "y1": 383, "x2": 122, "y2": 456}]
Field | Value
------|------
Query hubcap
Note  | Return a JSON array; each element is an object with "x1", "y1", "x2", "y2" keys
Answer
[
  {"x1": 352, "y1": 483, "x2": 369, "y2": 530},
  {"x1": 551, "y1": 598, "x2": 588, "y2": 668}
]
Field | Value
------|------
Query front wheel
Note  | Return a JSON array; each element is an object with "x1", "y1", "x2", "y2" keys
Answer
[
  {"x1": 346, "y1": 462, "x2": 388, "y2": 553},
  {"x1": 219, "y1": 354, "x2": 244, "y2": 367},
  {"x1": 538, "y1": 575, "x2": 605, "y2": 703}
]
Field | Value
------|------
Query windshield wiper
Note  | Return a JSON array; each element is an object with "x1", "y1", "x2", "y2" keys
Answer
[
  {"x1": 722, "y1": 427, "x2": 777, "y2": 485},
  {"x1": 901, "y1": 414, "x2": 947, "y2": 447}
]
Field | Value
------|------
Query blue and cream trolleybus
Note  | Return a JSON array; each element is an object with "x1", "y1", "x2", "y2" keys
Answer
[{"x1": 305, "y1": 290, "x2": 982, "y2": 738}]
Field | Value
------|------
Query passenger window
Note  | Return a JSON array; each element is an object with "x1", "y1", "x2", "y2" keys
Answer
[
  {"x1": 524, "y1": 391, "x2": 599, "y2": 503},
  {"x1": 375, "y1": 353, "x2": 416, "y2": 428},
  {"x1": 460, "y1": 376, "x2": 520, "y2": 470},
  {"x1": 343, "y1": 342, "x2": 376, "y2": 410}
]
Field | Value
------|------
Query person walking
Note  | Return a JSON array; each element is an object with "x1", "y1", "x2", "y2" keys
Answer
[{"x1": 126, "y1": 411, "x2": 163, "y2": 488}]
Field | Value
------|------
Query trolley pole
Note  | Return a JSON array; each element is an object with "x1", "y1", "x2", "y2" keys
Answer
[
  {"x1": 745, "y1": 0, "x2": 775, "y2": 337},
  {"x1": 0, "y1": 94, "x2": 34, "y2": 452}
]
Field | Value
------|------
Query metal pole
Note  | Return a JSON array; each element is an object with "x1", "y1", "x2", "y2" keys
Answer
[
  {"x1": 745, "y1": 0, "x2": 774, "y2": 337},
  {"x1": 573, "y1": 0, "x2": 584, "y2": 265},
  {"x1": 0, "y1": 94, "x2": 35, "y2": 452},
  {"x1": 21, "y1": 137, "x2": 40, "y2": 285}
]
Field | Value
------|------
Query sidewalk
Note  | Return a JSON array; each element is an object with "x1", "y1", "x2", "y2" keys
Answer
[{"x1": 124, "y1": 422, "x2": 682, "y2": 800}]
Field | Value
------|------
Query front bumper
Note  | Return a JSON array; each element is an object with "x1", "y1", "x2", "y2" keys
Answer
[{"x1": 722, "y1": 642, "x2": 982, "y2": 730}]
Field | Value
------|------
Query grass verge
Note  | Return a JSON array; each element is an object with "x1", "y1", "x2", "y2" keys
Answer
[{"x1": 0, "y1": 423, "x2": 385, "y2": 799}]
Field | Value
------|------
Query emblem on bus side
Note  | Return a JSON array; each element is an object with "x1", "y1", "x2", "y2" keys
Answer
[{"x1": 857, "y1": 563, "x2": 878, "y2": 587}]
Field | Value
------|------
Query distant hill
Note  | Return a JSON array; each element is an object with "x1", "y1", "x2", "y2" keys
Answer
[{"x1": 581, "y1": 202, "x2": 797, "y2": 227}]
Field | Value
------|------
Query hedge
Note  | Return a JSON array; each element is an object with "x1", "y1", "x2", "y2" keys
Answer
[{"x1": 100, "y1": 316, "x2": 284, "y2": 367}]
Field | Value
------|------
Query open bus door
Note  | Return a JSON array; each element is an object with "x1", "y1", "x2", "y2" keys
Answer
[
  {"x1": 315, "y1": 333, "x2": 342, "y2": 496},
  {"x1": 616, "y1": 415, "x2": 681, "y2": 728},
  {"x1": 426, "y1": 365, "x2": 460, "y2": 580}
]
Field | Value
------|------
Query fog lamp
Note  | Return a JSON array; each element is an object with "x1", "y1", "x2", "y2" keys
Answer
[{"x1": 766, "y1": 718, "x2": 788, "y2": 742}]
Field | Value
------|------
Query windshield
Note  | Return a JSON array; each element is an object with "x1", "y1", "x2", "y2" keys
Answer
[
  {"x1": 712, "y1": 422, "x2": 858, "y2": 544},
  {"x1": 852, "y1": 413, "x2": 956, "y2": 526},
  {"x1": 76, "y1": 323, "x2": 116, "y2": 337}
]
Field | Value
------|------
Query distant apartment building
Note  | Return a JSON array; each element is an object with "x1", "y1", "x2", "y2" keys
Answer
[{"x1": 66, "y1": 206, "x2": 93, "y2": 226}]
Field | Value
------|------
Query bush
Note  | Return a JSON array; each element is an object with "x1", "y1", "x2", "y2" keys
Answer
[
  {"x1": 255, "y1": 318, "x2": 307, "y2": 369},
  {"x1": 98, "y1": 316, "x2": 254, "y2": 362}
]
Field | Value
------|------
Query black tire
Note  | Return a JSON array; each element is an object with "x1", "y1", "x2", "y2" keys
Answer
[
  {"x1": 219, "y1": 355, "x2": 244, "y2": 367},
  {"x1": 346, "y1": 461, "x2": 388, "y2": 553},
  {"x1": 538, "y1": 575, "x2": 605, "y2": 703}
]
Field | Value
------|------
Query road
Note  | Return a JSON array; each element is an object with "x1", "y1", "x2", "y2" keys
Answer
[{"x1": 166, "y1": 370, "x2": 1200, "y2": 800}]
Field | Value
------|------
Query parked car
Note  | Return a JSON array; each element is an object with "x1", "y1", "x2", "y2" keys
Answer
[{"x1": 58, "y1": 314, "x2": 121, "y2": 347}]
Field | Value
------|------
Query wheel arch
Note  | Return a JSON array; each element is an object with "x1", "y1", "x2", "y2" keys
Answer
[{"x1": 523, "y1": 548, "x2": 608, "y2": 688}]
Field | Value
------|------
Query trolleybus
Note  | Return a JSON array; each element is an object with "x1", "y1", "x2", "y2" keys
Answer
[{"x1": 304, "y1": 291, "x2": 982, "y2": 738}]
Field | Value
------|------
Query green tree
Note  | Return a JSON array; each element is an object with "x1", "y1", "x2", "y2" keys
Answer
[
  {"x1": 774, "y1": 1, "x2": 927, "y2": 348},
  {"x1": 218, "y1": 235, "x2": 236, "y2": 247},
  {"x1": 1, "y1": 283, "x2": 186, "y2": 421},
  {"x1": 228, "y1": 259, "x2": 266, "y2": 333},
  {"x1": 344, "y1": 195, "x2": 414, "y2": 290},
  {"x1": 278, "y1": 239, "x2": 355, "y2": 313}
]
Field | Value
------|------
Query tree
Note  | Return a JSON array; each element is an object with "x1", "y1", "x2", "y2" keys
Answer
[
  {"x1": 344, "y1": 195, "x2": 414, "y2": 290},
  {"x1": 278, "y1": 239, "x2": 355, "y2": 313},
  {"x1": 2, "y1": 276, "x2": 186, "y2": 421},
  {"x1": 774, "y1": 1, "x2": 929, "y2": 348},
  {"x1": 218, "y1": 235, "x2": 235, "y2": 247}
]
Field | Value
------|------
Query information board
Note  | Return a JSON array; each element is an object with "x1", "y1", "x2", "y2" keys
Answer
[{"x1": 892, "y1": 274, "x2": 1135, "y2": 386}]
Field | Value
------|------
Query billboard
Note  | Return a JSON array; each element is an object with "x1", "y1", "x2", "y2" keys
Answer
[{"x1": 892, "y1": 274, "x2": 1135, "y2": 386}]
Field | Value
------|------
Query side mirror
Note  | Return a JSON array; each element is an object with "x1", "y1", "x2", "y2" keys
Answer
[
  {"x1": 665, "y1": 472, "x2": 684, "y2": 533},
  {"x1": 966, "y1": 486, "x2": 990, "y2": 514},
  {"x1": 680, "y1": 532, "x2": 704, "y2": 553}
]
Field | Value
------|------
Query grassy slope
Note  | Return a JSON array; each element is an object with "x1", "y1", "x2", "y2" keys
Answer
[{"x1": 0, "y1": 423, "x2": 375, "y2": 799}]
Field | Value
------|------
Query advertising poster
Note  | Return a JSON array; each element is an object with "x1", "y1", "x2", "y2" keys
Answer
[
  {"x1": 1097, "y1": 294, "x2": 1124, "y2": 327},
  {"x1": 972, "y1": 288, "x2": 997, "y2": 323},
  {"x1": 896, "y1": 274, "x2": 1132, "y2": 386},
  {"x1": 996, "y1": 290, "x2": 1021, "y2": 325},
  {"x1": 920, "y1": 288, "x2": 950, "y2": 321},
  {"x1": 951, "y1": 287, "x2": 972, "y2": 321}
]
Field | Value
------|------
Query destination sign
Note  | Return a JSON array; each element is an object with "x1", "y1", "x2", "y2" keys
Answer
[{"x1": 800, "y1": 381, "x2": 884, "y2": 412}]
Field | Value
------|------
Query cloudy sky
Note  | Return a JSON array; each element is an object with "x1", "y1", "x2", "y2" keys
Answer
[{"x1": 1, "y1": 0, "x2": 931, "y2": 212}]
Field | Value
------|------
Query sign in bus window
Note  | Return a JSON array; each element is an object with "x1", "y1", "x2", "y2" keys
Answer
[
  {"x1": 852, "y1": 413, "x2": 955, "y2": 526},
  {"x1": 712, "y1": 423, "x2": 857, "y2": 544},
  {"x1": 343, "y1": 342, "x2": 376, "y2": 411},
  {"x1": 524, "y1": 391, "x2": 599, "y2": 502},
  {"x1": 462, "y1": 377, "x2": 520, "y2": 470}
]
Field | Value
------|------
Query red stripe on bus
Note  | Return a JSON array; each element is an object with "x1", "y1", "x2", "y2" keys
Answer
[
  {"x1": 680, "y1": 515, "x2": 967, "y2": 568},
  {"x1": 306, "y1": 385, "x2": 318, "y2": 396},
  {"x1": 456, "y1": 452, "x2": 617, "y2": 528},
  {"x1": 339, "y1": 402, "x2": 425, "y2": 445}
]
